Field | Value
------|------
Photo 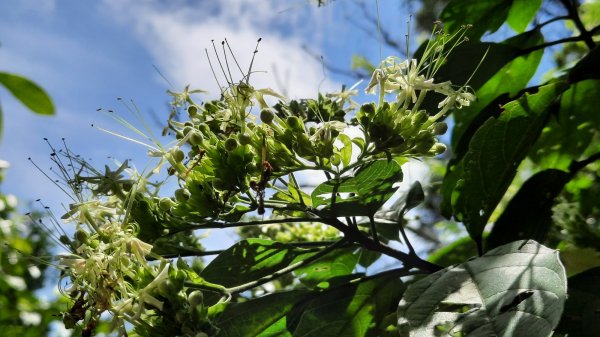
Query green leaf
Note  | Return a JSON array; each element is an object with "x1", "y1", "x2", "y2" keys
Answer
[
  {"x1": 506, "y1": 0, "x2": 542, "y2": 33},
  {"x1": 487, "y1": 169, "x2": 571, "y2": 250},
  {"x1": 442, "y1": 82, "x2": 569, "y2": 246},
  {"x1": 529, "y1": 79, "x2": 600, "y2": 170},
  {"x1": 337, "y1": 133, "x2": 353, "y2": 168},
  {"x1": 451, "y1": 29, "x2": 545, "y2": 157},
  {"x1": 214, "y1": 291, "x2": 307, "y2": 337},
  {"x1": 311, "y1": 160, "x2": 402, "y2": 217},
  {"x1": 294, "y1": 247, "x2": 359, "y2": 288},
  {"x1": 555, "y1": 267, "x2": 600, "y2": 337},
  {"x1": 0, "y1": 72, "x2": 54, "y2": 115},
  {"x1": 440, "y1": 0, "x2": 511, "y2": 40},
  {"x1": 200, "y1": 239, "x2": 315, "y2": 288},
  {"x1": 289, "y1": 273, "x2": 405, "y2": 337},
  {"x1": 398, "y1": 240, "x2": 567, "y2": 337}
]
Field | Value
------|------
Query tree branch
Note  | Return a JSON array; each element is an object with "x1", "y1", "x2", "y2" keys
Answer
[
  {"x1": 559, "y1": 0, "x2": 596, "y2": 49},
  {"x1": 323, "y1": 217, "x2": 443, "y2": 273}
]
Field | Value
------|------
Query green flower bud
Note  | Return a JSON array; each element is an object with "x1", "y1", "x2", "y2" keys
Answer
[
  {"x1": 412, "y1": 111, "x2": 428, "y2": 125},
  {"x1": 172, "y1": 149, "x2": 185, "y2": 163},
  {"x1": 183, "y1": 126, "x2": 194, "y2": 136},
  {"x1": 247, "y1": 122, "x2": 256, "y2": 130},
  {"x1": 189, "y1": 131, "x2": 203, "y2": 146},
  {"x1": 224, "y1": 138, "x2": 238, "y2": 152},
  {"x1": 59, "y1": 235, "x2": 71, "y2": 246},
  {"x1": 414, "y1": 138, "x2": 435, "y2": 154},
  {"x1": 175, "y1": 188, "x2": 191, "y2": 202},
  {"x1": 286, "y1": 116, "x2": 304, "y2": 132},
  {"x1": 184, "y1": 121, "x2": 194, "y2": 127},
  {"x1": 75, "y1": 229, "x2": 88, "y2": 243},
  {"x1": 159, "y1": 197, "x2": 175, "y2": 211},
  {"x1": 188, "y1": 290, "x2": 204, "y2": 308},
  {"x1": 198, "y1": 123, "x2": 210, "y2": 135},
  {"x1": 431, "y1": 143, "x2": 447, "y2": 155},
  {"x1": 238, "y1": 133, "x2": 252, "y2": 145},
  {"x1": 188, "y1": 105, "x2": 199, "y2": 117},
  {"x1": 260, "y1": 109, "x2": 275, "y2": 124},
  {"x1": 433, "y1": 122, "x2": 448, "y2": 135}
]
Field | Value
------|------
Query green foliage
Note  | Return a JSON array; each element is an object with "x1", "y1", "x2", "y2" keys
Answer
[
  {"x1": 23, "y1": 0, "x2": 600, "y2": 336},
  {"x1": 398, "y1": 240, "x2": 567, "y2": 337},
  {"x1": 0, "y1": 71, "x2": 54, "y2": 140}
]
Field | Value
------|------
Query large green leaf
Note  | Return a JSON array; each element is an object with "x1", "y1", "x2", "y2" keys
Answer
[
  {"x1": 442, "y1": 82, "x2": 568, "y2": 247},
  {"x1": 450, "y1": 30, "x2": 544, "y2": 156},
  {"x1": 555, "y1": 267, "x2": 600, "y2": 337},
  {"x1": 0, "y1": 72, "x2": 54, "y2": 116},
  {"x1": 398, "y1": 240, "x2": 567, "y2": 337},
  {"x1": 311, "y1": 160, "x2": 402, "y2": 217},
  {"x1": 289, "y1": 273, "x2": 405, "y2": 337},
  {"x1": 294, "y1": 247, "x2": 359, "y2": 288},
  {"x1": 213, "y1": 291, "x2": 307, "y2": 337},
  {"x1": 529, "y1": 79, "x2": 600, "y2": 170},
  {"x1": 200, "y1": 239, "x2": 315, "y2": 288},
  {"x1": 487, "y1": 169, "x2": 571, "y2": 250},
  {"x1": 440, "y1": 0, "x2": 511, "y2": 40},
  {"x1": 506, "y1": 0, "x2": 542, "y2": 33}
]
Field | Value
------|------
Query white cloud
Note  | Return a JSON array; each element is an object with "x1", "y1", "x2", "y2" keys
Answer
[{"x1": 103, "y1": 0, "x2": 340, "y2": 99}]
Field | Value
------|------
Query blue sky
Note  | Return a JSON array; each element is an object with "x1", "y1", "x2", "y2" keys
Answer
[{"x1": 0, "y1": 0, "x2": 416, "y2": 210}]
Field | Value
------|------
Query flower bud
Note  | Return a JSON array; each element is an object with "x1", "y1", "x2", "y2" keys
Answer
[
  {"x1": 412, "y1": 111, "x2": 428, "y2": 125},
  {"x1": 75, "y1": 229, "x2": 89, "y2": 243},
  {"x1": 175, "y1": 188, "x2": 191, "y2": 202},
  {"x1": 159, "y1": 197, "x2": 175, "y2": 211},
  {"x1": 431, "y1": 143, "x2": 447, "y2": 155},
  {"x1": 434, "y1": 122, "x2": 448, "y2": 135},
  {"x1": 183, "y1": 126, "x2": 194, "y2": 136},
  {"x1": 260, "y1": 109, "x2": 275, "y2": 124},
  {"x1": 224, "y1": 138, "x2": 238, "y2": 152},
  {"x1": 189, "y1": 132, "x2": 203, "y2": 146},
  {"x1": 172, "y1": 149, "x2": 185, "y2": 163},
  {"x1": 187, "y1": 105, "x2": 198, "y2": 117},
  {"x1": 188, "y1": 290, "x2": 204, "y2": 308},
  {"x1": 198, "y1": 123, "x2": 210, "y2": 136},
  {"x1": 238, "y1": 133, "x2": 252, "y2": 145},
  {"x1": 286, "y1": 116, "x2": 304, "y2": 132}
]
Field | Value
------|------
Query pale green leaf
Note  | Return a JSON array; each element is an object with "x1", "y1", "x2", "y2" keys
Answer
[
  {"x1": 398, "y1": 240, "x2": 567, "y2": 337},
  {"x1": 0, "y1": 71, "x2": 54, "y2": 116}
]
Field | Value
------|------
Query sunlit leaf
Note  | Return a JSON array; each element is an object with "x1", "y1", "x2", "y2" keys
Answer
[
  {"x1": 214, "y1": 291, "x2": 307, "y2": 337},
  {"x1": 289, "y1": 273, "x2": 405, "y2": 337},
  {"x1": 200, "y1": 239, "x2": 315, "y2": 288},
  {"x1": 312, "y1": 160, "x2": 402, "y2": 217},
  {"x1": 0, "y1": 72, "x2": 54, "y2": 116},
  {"x1": 506, "y1": 0, "x2": 542, "y2": 33},
  {"x1": 442, "y1": 81, "x2": 569, "y2": 246},
  {"x1": 398, "y1": 240, "x2": 567, "y2": 337},
  {"x1": 294, "y1": 247, "x2": 359, "y2": 288}
]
